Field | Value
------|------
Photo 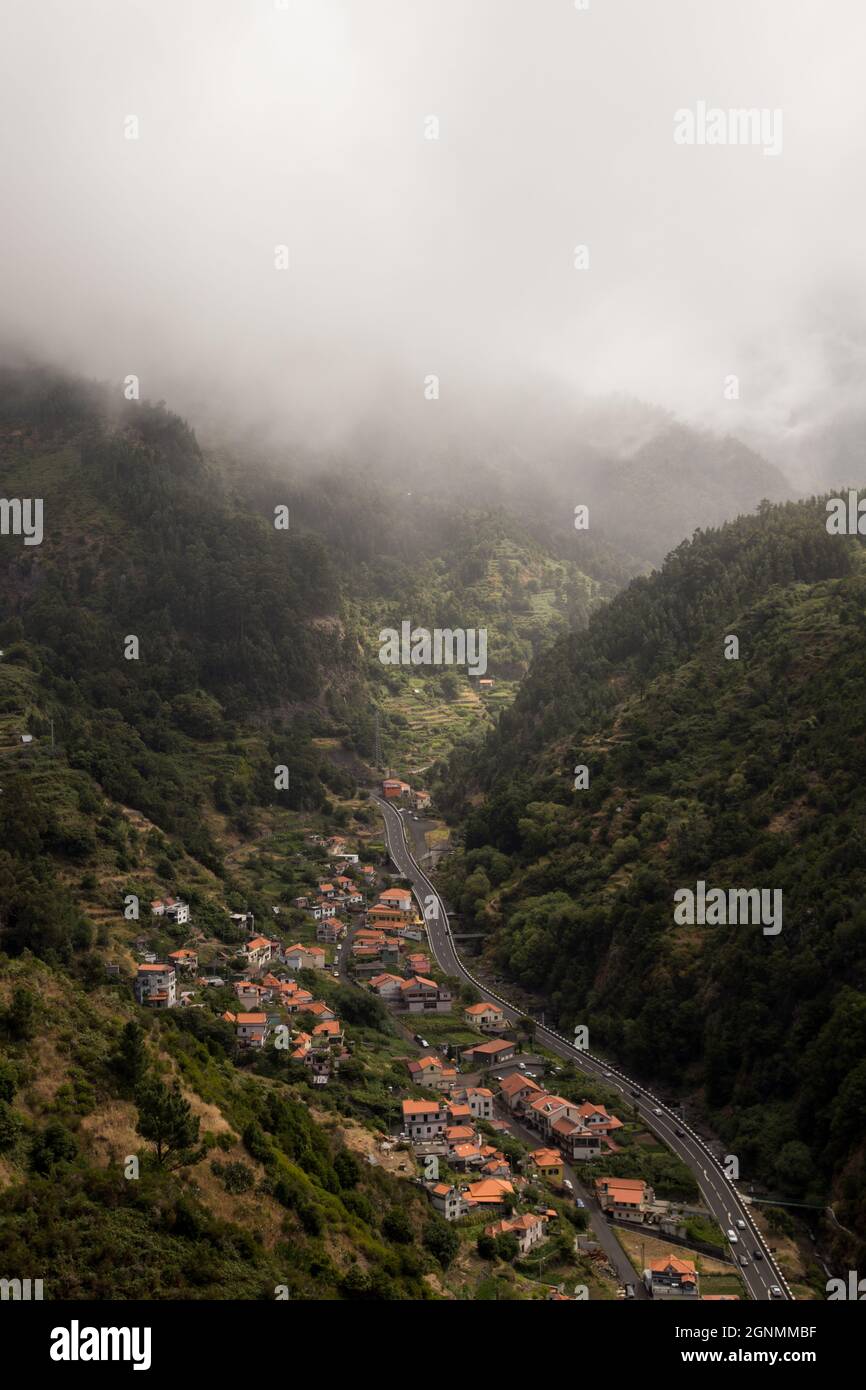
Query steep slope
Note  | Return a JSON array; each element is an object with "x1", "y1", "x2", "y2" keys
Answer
[{"x1": 436, "y1": 497, "x2": 866, "y2": 1260}]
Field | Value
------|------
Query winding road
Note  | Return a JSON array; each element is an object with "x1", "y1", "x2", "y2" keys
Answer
[{"x1": 373, "y1": 793, "x2": 793, "y2": 1302}]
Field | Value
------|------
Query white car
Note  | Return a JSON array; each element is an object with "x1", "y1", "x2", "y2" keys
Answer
[
  {"x1": 652, "y1": 1107, "x2": 663, "y2": 1116},
  {"x1": 736, "y1": 1218, "x2": 746, "y2": 1229},
  {"x1": 727, "y1": 1228, "x2": 738, "y2": 1243}
]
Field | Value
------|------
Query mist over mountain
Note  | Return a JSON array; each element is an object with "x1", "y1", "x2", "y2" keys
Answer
[{"x1": 3, "y1": 0, "x2": 866, "y2": 1325}]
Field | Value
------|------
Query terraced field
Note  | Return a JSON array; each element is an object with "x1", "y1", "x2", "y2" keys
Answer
[{"x1": 379, "y1": 674, "x2": 519, "y2": 768}]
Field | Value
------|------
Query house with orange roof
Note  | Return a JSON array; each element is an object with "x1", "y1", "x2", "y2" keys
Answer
[
  {"x1": 405, "y1": 1055, "x2": 458, "y2": 1090},
  {"x1": 550, "y1": 1115, "x2": 603, "y2": 1161},
  {"x1": 241, "y1": 936, "x2": 273, "y2": 969},
  {"x1": 282, "y1": 987, "x2": 314, "y2": 1012},
  {"x1": 407, "y1": 1054, "x2": 447, "y2": 1083},
  {"x1": 404, "y1": 951, "x2": 431, "y2": 977},
  {"x1": 453, "y1": 1086, "x2": 495, "y2": 1120},
  {"x1": 382, "y1": 778, "x2": 410, "y2": 800},
  {"x1": 528, "y1": 1148, "x2": 565, "y2": 1184},
  {"x1": 428, "y1": 1183, "x2": 468, "y2": 1221},
  {"x1": 445, "y1": 1124, "x2": 477, "y2": 1146},
  {"x1": 312, "y1": 1019, "x2": 344, "y2": 1048},
  {"x1": 647, "y1": 1255, "x2": 699, "y2": 1298},
  {"x1": 462, "y1": 1178, "x2": 514, "y2": 1208},
  {"x1": 291, "y1": 1030, "x2": 313, "y2": 1061},
  {"x1": 378, "y1": 887, "x2": 414, "y2": 913},
  {"x1": 234, "y1": 980, "x2": 267, "y2": 1008},
  {"x1": 463, "y1": 1001, "x2": 507, "y2": 1032},
  {"x1": 525, "y1": 1094, "x2": 584, "y2": 1138},
  {"x1": 306, "y1": 1000, "x2": 336, "y2": 1021},
  {"x1": 399, "y1": 975, "x2": 452, "y2": 1014},
  {"x1": 447, "y1": 1102, "x2": 473, "y2": 1124},
  {"x1": 575, "y1": 1101, "x2": 624, "y2": 1138},
  {"x1": 499, "y1": 1072, "x2": 544, "y2": 1111},
  {"x1": 450, "y1": 1142, "x2": 485, "y2": 1170},
  {"x1": 485, "y1": 1212, "x2": 548, "y2": 1255},
  {"x1": 223, "y1": 1011, "x2": 270, "y2": 1048},
  {"x1": 168, "y1": 948, "x2": 198, "y2": 972},
  {"x1": 353, "y1": 929, "x2": 386, "y2": 952},
  {"x1": 401, "y1": 1098, "x2": 448, "y2": 1141},
  {"x1": 481, "y1": 1153, "x2": 511, "y2": 1179},
  {"x1": 367, "y1": 904, "x2": 412, "y2": 929},
  {"x1": 594, "y1": 1176, "x2": 654, "y2": 1219},
  {"x1": 283, "y1": 943, "x2": 326, "y2": 971}
]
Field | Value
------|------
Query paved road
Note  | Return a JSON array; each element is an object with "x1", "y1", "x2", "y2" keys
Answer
[
  {"x1": 373, "y1": 794, "x2": 793, "y2": 1303},
  {"x1": 497, "y1": 1100, "x2": 650, "y2": 1296}
]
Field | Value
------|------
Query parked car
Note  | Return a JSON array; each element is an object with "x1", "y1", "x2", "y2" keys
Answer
[
  {"x1": 624, "y1": 1283, "x2": 635, "y2": 1298},
  {"x1": 563, "y1": 1179, "x2": 573, "y2": 1192}
]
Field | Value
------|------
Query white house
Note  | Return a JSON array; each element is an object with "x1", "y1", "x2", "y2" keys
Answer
[{"x1": 135, "y1": 963, "x2": 177, "y2": 1009}]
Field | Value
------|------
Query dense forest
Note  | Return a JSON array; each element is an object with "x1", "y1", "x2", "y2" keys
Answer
[{"x1": 436, "y1": 498, "x2": 866, "y2": 1262}]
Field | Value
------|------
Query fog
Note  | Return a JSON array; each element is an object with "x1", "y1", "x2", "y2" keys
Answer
[{"x1": 2, "y1": 0, "x2": 866, "y2": 487}]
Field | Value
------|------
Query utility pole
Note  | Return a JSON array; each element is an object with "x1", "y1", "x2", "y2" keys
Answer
[{"x1": 373, "y1": 709, "x2": 382, "y2": 771}]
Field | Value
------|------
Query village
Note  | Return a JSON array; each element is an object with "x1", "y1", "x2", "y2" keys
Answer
[{"x1": 125, "y1": 776, "x2": 747, "y2": 1302}]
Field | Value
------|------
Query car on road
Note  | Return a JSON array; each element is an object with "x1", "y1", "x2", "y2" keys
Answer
[
  {"x1": 674, "y1": 1127, "x2": 685, "y2": 1137},
  {"x1": 574, "y1": 1197, "x2": 585, "y2": 1208},
  {"x1": 630, "y1": 1089, "x2": 641, "y2": 1098},
  {"x1": 739, "y1": 1254, "x2": 749, "y2": 1266},
  {"x1": 562, "y1": 1179, "x2": 573, "y2": 1192},
  {"x1": 770, "y1": 1285, "x2": 783, "y2": 1299},
  {"x1": 624, "y1": 1283, "x2": 635, "y2": 1298},
  {"x1": 736, "y1": 1218, "x2": 746, "y2": 1229},
  {"x1": 652, "y1": 1107, "x2": 663, "y2": 1116},
  {"x1": 603, "y1": 1071, "x2": 613, "y2": 1078},
  {"x1": 727, "y1": 1229, "x2": 739, "y2": 1243},
  {"x1": 753, "y1": 1249, "x2": 763, "y2": 1260}
]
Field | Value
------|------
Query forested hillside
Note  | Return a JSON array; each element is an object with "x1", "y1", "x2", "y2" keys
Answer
[
  {"x1": 0, "y1": 367, "x2": 616, "y2": 1299},
  {"x1": 436, "y1": 497, "x2": 866, "y2": 1262}
]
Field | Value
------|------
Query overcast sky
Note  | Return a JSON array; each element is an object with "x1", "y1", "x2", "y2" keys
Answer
[{"x1": 2, "y1": 0, "x2": 865, "y2": 471}]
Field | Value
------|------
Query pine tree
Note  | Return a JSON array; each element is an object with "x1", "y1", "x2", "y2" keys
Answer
[{"x1": 135, "y1": 1078, "x2": 200, "y2": 1167}]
